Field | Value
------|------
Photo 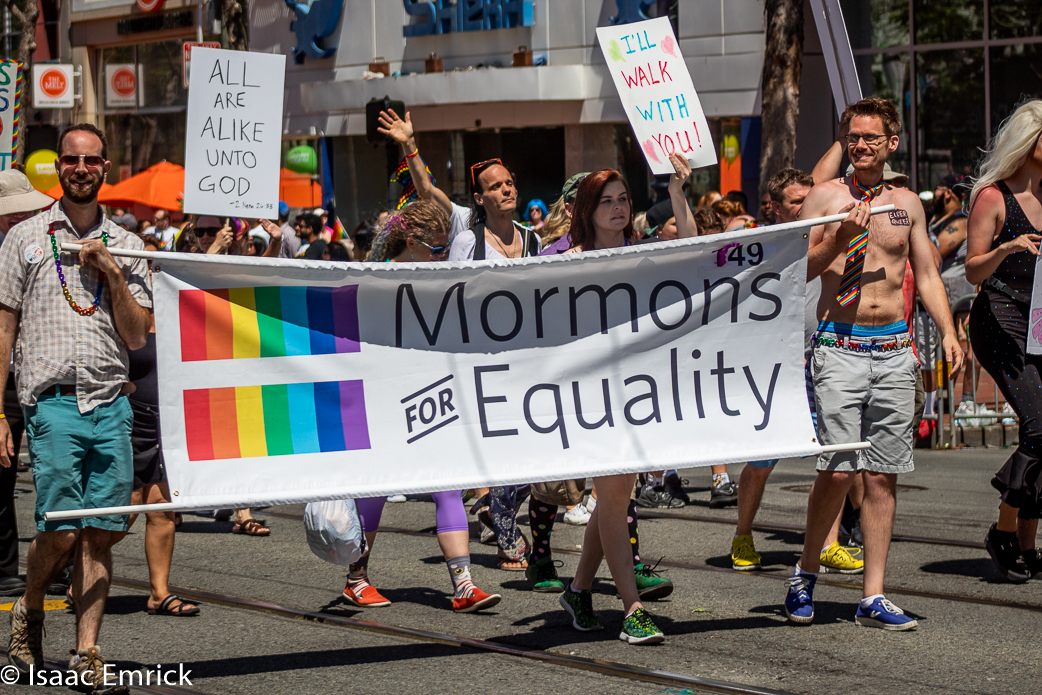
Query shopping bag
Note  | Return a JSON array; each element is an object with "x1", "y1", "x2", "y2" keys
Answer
[{"x1": 303, "y1": 499, "x2": 365, "y2": 566}]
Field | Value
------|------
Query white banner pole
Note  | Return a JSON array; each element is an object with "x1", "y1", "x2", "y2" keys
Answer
[
  {"x1": 44, "y1": 442, "x2": 874, "y2": 521},
  {"x1": 61, "y1": 205, "x2": 896, "y2": 262}
]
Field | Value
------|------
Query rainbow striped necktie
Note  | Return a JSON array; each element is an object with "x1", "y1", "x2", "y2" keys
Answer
[{"x1": 835, "y1": 175, "x2": 885, "y2": 307}]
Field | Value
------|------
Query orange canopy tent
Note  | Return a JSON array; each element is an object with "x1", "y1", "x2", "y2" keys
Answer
[
  {"x1": 45, "y1": 182, "x2": 115, "y2": 200},
  {"x1": 97, "y1": 162, "x2": 185, "y2": 211},
  {"x1": 280, "y1": 168, "x2": 322, "y2": 208}
]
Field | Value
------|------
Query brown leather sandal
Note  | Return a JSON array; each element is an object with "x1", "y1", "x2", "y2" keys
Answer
[{"x1": 231, "y1": 518, "x2": 270, "y2": 536}]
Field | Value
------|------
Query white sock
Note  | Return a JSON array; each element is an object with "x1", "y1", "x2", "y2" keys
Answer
[
  {"x1": 645, "y1": 474, "x2": 660, "y2": 487},
  {"x1": 585, "y1": 496, "x2": 596, "y2": 513},
  {"x1": 860, "y1": 594, "x2": 884, "y2": 608},
  {"x1": 713, "y1": 473, "x2": 730, "y2": 485},
  {"x1": 794, "y1": 563, "x2": 817, "y2": 578}
]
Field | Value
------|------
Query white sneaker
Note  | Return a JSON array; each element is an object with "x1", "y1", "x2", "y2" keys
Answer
[
  {"x1": 563, "y1": 502, "x2": 591, "y2": 526},
  {"x1": 387, "y1": 494, "x2": 407, "y2": 503}
]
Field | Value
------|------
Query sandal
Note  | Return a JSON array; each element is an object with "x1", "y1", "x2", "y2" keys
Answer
[
  {"x1": 148, "y1": 594, "x2": 200, "y2": 617},
  {"x1": 497, "y1": 535, "x2": 529, "y2": 571},
  {"x1": 232, "y1": 518, "x2": 271, "y2": 536}
]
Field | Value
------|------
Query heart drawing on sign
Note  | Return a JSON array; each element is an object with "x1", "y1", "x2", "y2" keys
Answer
[
  {"x1": 642, "y1": 139, "x2": 661, "y2": 163},
  {"x1": 660, "y1": 36, "x2": 678, "y2": 59},
  {"x1": 1032, "y1": 308, "x2": 1042, "y2": 344}
]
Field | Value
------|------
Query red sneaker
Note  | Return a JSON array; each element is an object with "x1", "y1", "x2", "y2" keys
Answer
[
  {"x1": 342, "y1": 582, "x2": 391, "y2": 607},
  {"x1": 452, "y1": 587, "x2": 502, "y2": 613}
]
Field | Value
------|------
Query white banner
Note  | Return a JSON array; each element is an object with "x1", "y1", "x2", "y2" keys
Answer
[
  {"x1": 181, "y1": 47, "x2": 285, "y2": 218},
  {"x1": 596, "y1": 17, "x2": 716, "y2": 175},
  {"x1": 148, "y1": 225, "x2": 819, "y2": 510}
]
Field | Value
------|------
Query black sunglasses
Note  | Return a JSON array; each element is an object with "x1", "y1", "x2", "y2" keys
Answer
[{"x1": 195, "y1": 227, "x2": 220, "y2": 237}]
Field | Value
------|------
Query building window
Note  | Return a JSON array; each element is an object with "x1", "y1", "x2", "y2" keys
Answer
[
  {"x1": 843, "y1": 0, "x2": 1042, "y2": 190},
  {"x1": 0, "y1": 8, "x2": 18, "y2": 61}
]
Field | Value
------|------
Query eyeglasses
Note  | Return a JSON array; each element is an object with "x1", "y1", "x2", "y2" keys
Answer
[
  {"x1": 417, "y1": 239, "x2": 449, "y2": 256},
  {"x1": 58, "y1": 154, "x2": 105, "y2": 170},
  {"x1": 195, "y1": 227, "x2": 220, "y2": 237},
  {"x1": 844, "y1": 134, "x2": 888, "y2": 146},
  {"x1": 469, "y1": 158, "x2": 503, "y2": 188}
]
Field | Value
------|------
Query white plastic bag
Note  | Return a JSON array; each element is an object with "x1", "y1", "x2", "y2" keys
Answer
[{"x1": 303, "y1": 499, "x2": 364, "y2": 566}]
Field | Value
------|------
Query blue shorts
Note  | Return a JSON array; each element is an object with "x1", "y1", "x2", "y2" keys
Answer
[{"x1": 26, "y1": 393, "x2": 134, "y2": 532}]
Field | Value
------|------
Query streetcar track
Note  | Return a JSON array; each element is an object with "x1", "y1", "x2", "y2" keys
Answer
[
  {"x1": 254, "y1": 511, "x2": 1042, "y2": 614},
  {"x1": 105, "y1": 575, "x2": 796, "y2": 695}
]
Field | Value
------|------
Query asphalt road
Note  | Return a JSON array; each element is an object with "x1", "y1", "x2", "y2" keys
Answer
[{"x1": 3, "y1": 448, "x2": 1039, "y2": 694}]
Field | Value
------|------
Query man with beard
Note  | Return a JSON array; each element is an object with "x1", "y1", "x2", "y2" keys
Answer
[
  {"x1": 783, "y1": 98, "x2": 962, "y2": 630},
  {"x1": 0, "y1": 124, "x2": 151, "y2": 692}
]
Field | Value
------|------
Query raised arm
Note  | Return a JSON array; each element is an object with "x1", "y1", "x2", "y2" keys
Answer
[
  {"x1": 667, "y1": 153, "x2": 698, "y2": 238},
  {"x1": 377, "y1": 109, "x2": 453, "y2": 217},
  {"x1": 259, "y1": 219, "x2": 283, "y2": 258},
  {"x1": 965, "y1": 186, "x2": 1038, "y2": 285},
  {"x1": 811, "y1": 119, "x2": 849, "y2": 184}
]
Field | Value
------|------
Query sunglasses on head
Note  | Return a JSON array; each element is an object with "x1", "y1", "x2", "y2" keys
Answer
[
  {"x1": 195, "y1": 227, "x2": 220, "y2": 237},
  {"x1": 417, "y1": 239, "x2": 449, "y2": 256},
  {"x1": 469, "y1": 158, "x2": 503, "y2": 188},
  {"x1": 59, "y1": 154, "x2": 105, "y2": 169}
]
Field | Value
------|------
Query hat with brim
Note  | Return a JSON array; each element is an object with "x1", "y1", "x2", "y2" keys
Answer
[
  {"x1": 844, "y1": 163, "x2": 909, "y2": 186},
  {"x1": 0, "y1": 170, "x2": 56, "y2": 216}
]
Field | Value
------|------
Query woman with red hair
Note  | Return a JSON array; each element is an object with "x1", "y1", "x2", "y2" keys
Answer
[{"x1": 539, "y1": 153, "x2": 694, "y2": 645}]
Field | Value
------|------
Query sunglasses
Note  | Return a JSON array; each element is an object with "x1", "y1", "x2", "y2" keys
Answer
[
  {"x1": 195, "y1": 227, "x2": 220, "y2": 237},
  {"x1": 469, "y1": 158, "x2": 503, "y2": 188},
  {"x1": 417, "y1": 239, "x2": 449, "y2": 256},
  {"x1": 59, "y1": 154, "x2": 105, "y2": 170}
]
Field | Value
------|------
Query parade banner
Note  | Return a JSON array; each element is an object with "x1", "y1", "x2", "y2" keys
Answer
[
  {"x1": 182, "y1": 47, "x2": 285, "y2": 218},
  {"x1": 147, "y1": 225, "x2": 818, "y2": 510},
  {"x1": 596, "y1": 17, "x2": 716, "y2": 175},
  {"x1": 1026, "y1": 256, "x2": 1042, "y2": 355},
  {"x1": 0, "y1": 61, "x2": 20, "y2": 170}
]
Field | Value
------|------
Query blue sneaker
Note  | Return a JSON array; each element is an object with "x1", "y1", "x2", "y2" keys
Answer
[
  {"x1": 784, "y1": 572, "x2": 816, "y2": 624},
  {"x1": 855, "y1": 596, "x2": 918, "y2": 631}
]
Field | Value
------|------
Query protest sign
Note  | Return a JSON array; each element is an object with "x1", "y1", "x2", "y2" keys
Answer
[
  {"x1": 1026, "y1": 257, "x2": 1042, "y2": 355},
  {"x1": 134, "y1": 224, "x2": 818, "y2": 511},
  {"x1": 596, "y1": 17, "x2": 716, "y2": 175},
  {"x1": 0, "y1": 62, "x2": 20, "y2": 170},
  {"x1": 182, "y1": 47, "x2": 285, "y2": 218}
]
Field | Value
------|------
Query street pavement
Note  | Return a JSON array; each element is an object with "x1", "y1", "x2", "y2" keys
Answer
[{"x1": 3, "y1": 448, "x2": 1040, "y2": 694}]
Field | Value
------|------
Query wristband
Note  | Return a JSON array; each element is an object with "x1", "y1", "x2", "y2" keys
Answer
[
  {"x1": 406, "y1": 150, "x2": 419, "y2": 159},
  {"x1": 0, "y1": 413, "x2": 6, "y2": 419}
]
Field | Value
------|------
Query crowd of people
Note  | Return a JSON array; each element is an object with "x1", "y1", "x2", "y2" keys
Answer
[{"x1": 0, "y1": 95, "x2": 1039, "y2": 689}]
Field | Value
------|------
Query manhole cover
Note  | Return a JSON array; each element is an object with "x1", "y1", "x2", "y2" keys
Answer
[{"x1": 780, "y1": 484, "x2": 927, "y2": 493}]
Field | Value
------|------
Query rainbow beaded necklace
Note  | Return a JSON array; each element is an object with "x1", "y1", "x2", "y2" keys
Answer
[{"x1": 47, "y1": 221, "x2": 108, "y2": 317}]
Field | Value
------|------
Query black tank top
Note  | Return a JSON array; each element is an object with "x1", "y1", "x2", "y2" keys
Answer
[
  {"x1": 128, "y1": 333, "x2": 158, "y2": 408},
  {"x1": 990, "y1": 180, "x2": 1041, "y2": 293}
]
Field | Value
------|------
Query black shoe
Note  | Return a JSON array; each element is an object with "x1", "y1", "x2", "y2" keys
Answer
[
  {"x1": 0, "y1": 574, "x2": 26, "y2": 596},
  {"x1": 985, "y1": 524, "x2": 1030, "y2": 583},
  {"x1": 636, "y1": 485, "x2": 683, "y2": 509},
  {"x1": 709, "y1": 479, "x2": 738, "y2": 508},
  {"x1": 1022, "y1": 548, "x2": 1042, "y2": 578},
  {"x1": 662, "y1": 471, "x2": 690, "y2": 505},
  {"x1": 47, "y1": 563, "x2": 72, "y2": 596},
  {"x1": 847, "y1": 517, "x2": 864, "y2": 549}
]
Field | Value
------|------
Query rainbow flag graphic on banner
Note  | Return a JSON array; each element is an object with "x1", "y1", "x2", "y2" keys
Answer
[
  {"x1": 183, "y1": 381, "x2": 370, "y2": 461},
  {"x1": 179, "y1": 286, "x2": 359, "y2": 361}
]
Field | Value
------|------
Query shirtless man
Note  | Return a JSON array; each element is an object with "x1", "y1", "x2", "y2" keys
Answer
[{"x1": 784, "y1": 97, "x2": 963, "y2": 630}]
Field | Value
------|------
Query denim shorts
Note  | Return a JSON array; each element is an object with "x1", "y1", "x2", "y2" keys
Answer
[
  {"x1": 26, "y1": 393, "x2": 134, "y2": 532},
  {"x1": 811, "y1": 324, "x2": 918, "y2": 474}
]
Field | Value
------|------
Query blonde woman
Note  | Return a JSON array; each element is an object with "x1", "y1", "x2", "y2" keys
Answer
[{"x1": 965, "y1": 99, "x2": 1042, "y2": 582}]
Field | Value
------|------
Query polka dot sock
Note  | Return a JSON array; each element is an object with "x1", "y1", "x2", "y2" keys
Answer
[
  {"x1": 527, "y1": 498, "x2": 558, "y2": 561},
  {"x1": 627, "y1": 499, "x2": 641, "y2": 566}
]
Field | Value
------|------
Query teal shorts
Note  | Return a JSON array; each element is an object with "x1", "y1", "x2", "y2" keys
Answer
[{"x1": 26, "y1": 393, "x2": 134, "y2": 532}]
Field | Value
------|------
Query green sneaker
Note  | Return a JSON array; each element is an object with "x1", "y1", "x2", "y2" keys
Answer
[
  {"x1": 527, "y1": 556, "x2": 565, "y2": 593},
  {"x1": 559, "y1": 586, "x2": 602, "y2": 631},
  {"x1": 619, "y1": 607, "x2": 665, "y2": 645},
  {"x1": 634, "y1": 561, "x2": 673, "y2": 600}
]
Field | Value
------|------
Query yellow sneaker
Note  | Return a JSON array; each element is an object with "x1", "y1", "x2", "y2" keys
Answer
[
  {"x1": 731, "y1": 534, "x2": 761, "y2": 571},
  {"x1": 820, "y1": 541, "x2": 864, "y2": 574}
]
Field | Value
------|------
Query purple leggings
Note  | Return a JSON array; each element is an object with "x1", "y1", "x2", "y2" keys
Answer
[{"x1": 355, "y1": 491, "x2": 469, "y2": 534}]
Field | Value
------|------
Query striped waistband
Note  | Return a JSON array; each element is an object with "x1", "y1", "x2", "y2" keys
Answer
[{"x1": 816, "y1": 320, "x2": 908, "y2": 337}]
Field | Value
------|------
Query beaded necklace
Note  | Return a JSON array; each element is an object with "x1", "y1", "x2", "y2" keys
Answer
[{"x1": 47, "y1": 221, "x2": 108, "y2": 316}]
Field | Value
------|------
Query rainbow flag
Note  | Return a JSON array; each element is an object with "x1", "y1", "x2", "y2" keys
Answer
[
  {"x1": 179, "y1": 286, "x2": 359, "y2": 362},
  {"x1": 332, "y1": 217, "x2": 347, "y2": 242},
  {"x1": 183, "y1": 380, "x2": 370, "y2": 461}
]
